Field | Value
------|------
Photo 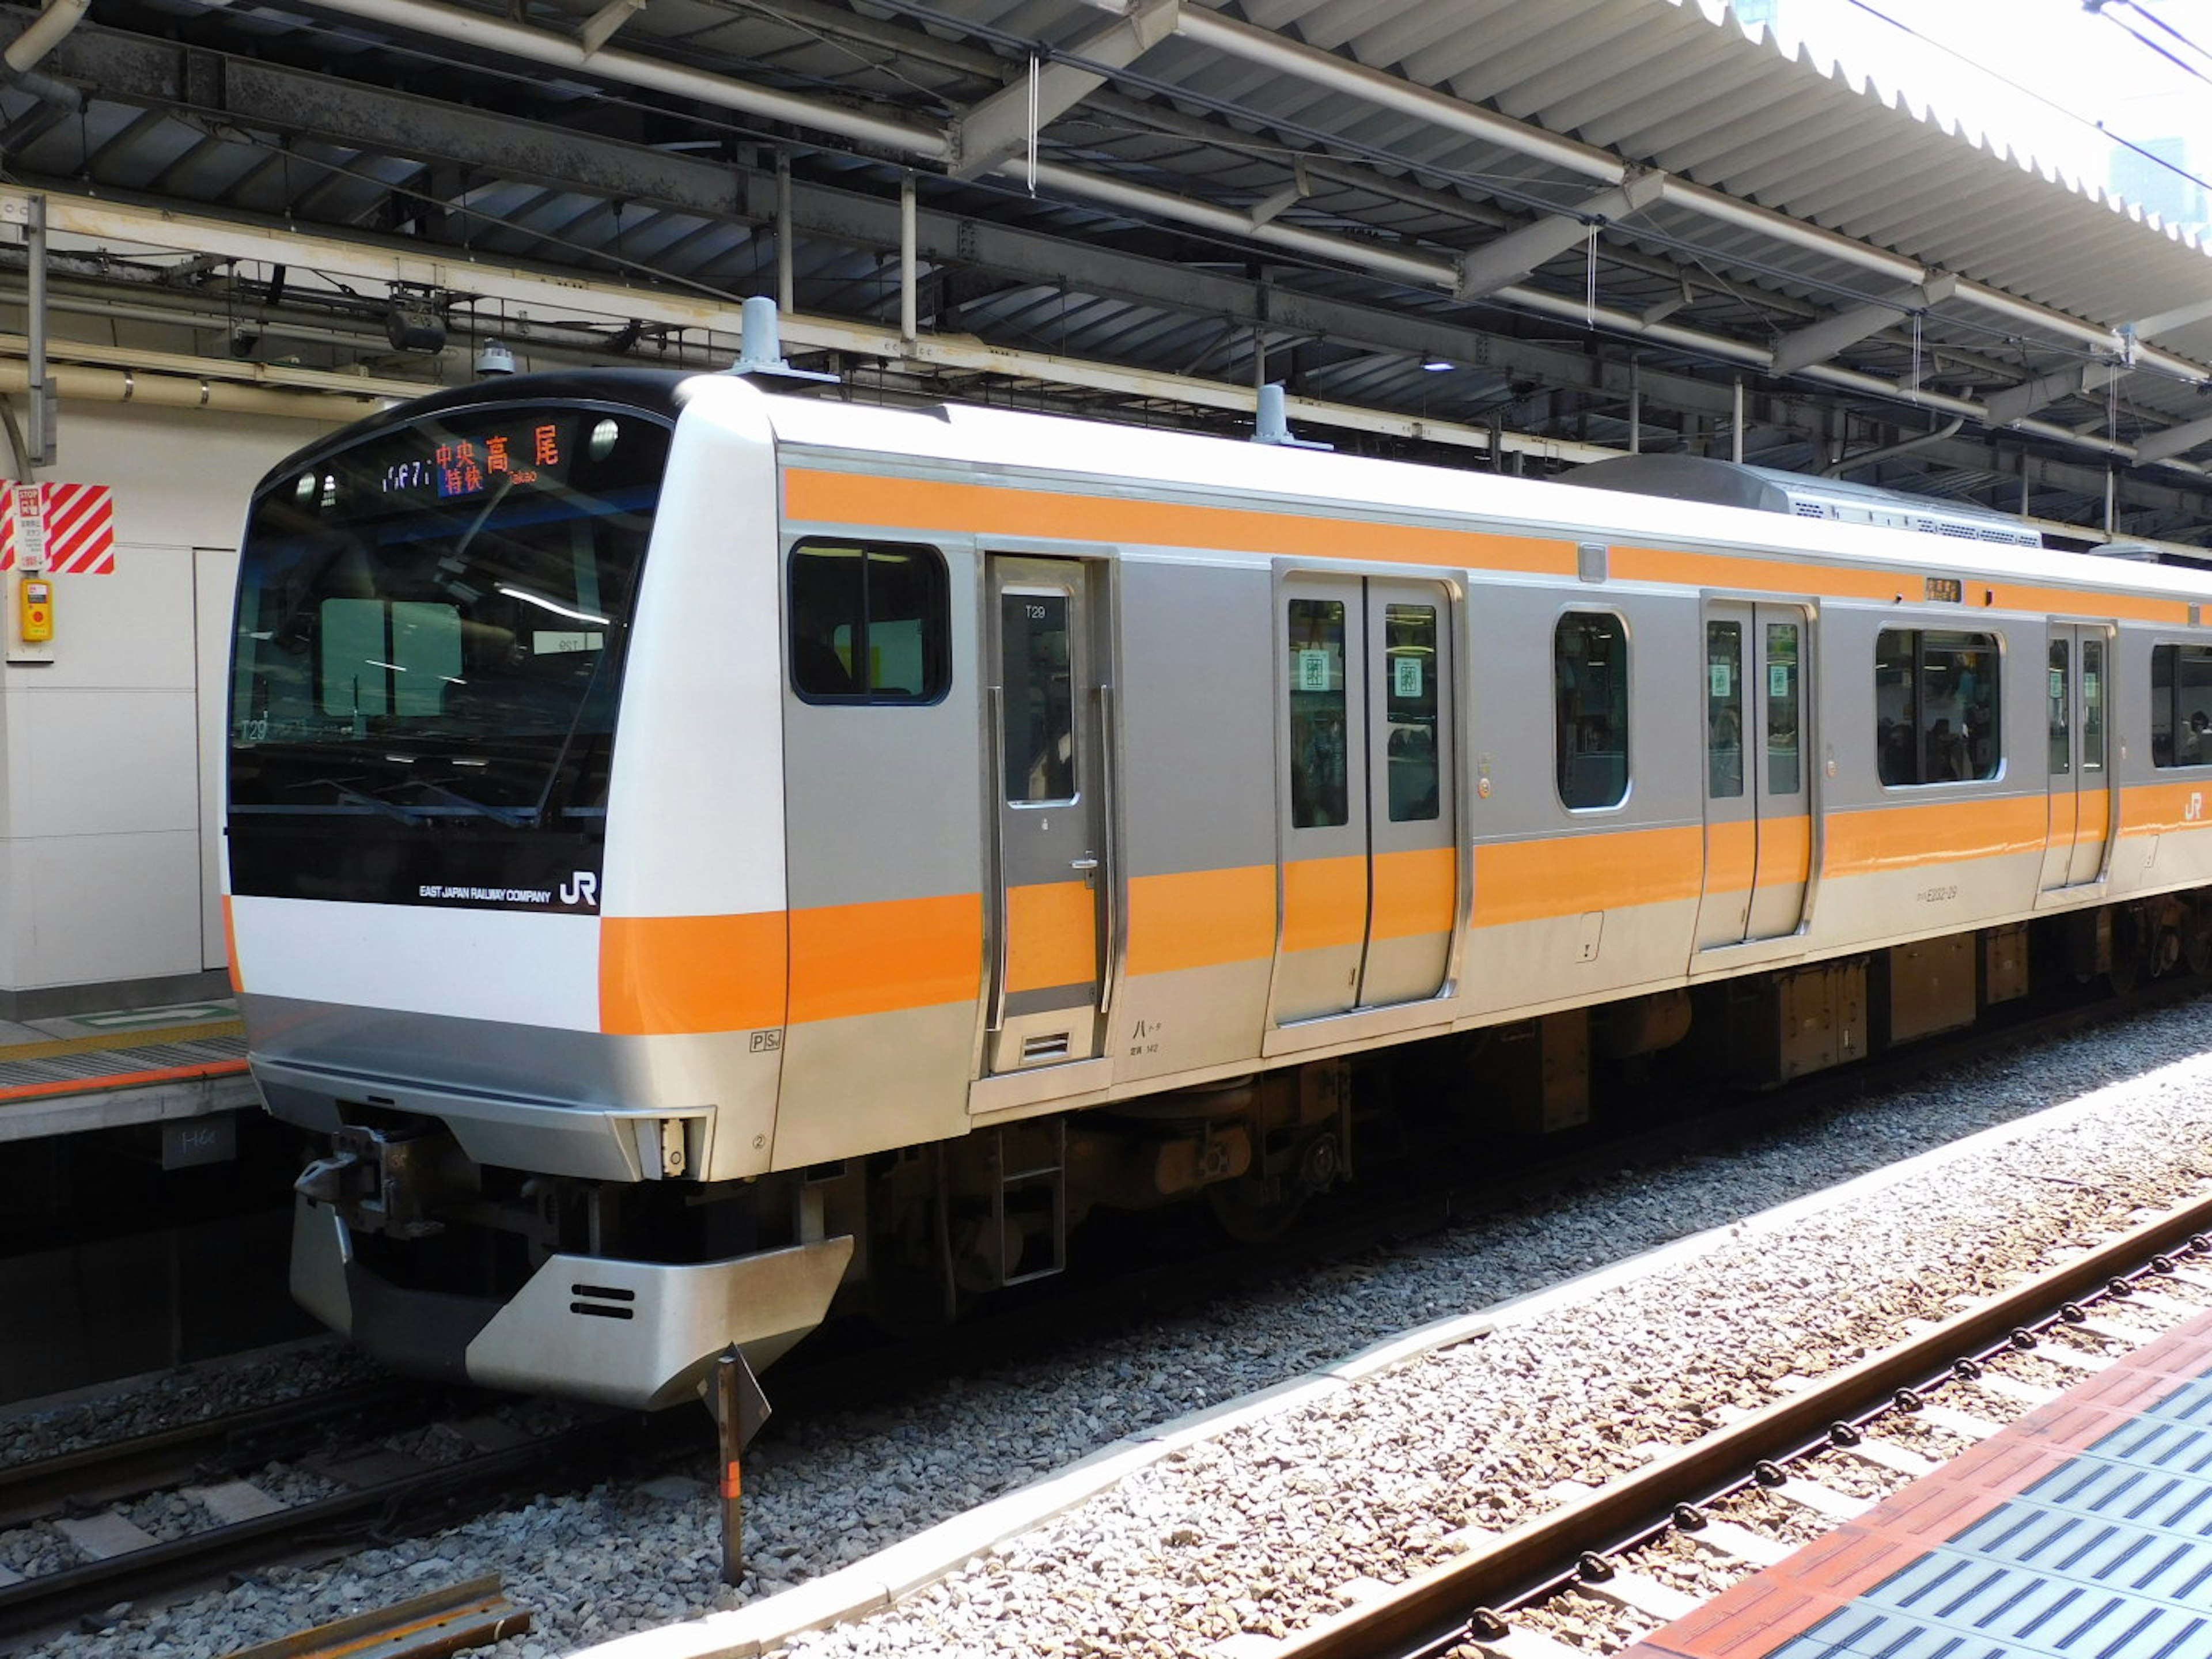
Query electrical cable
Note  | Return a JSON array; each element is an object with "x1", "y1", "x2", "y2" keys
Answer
[
  {"x1": 1839, "y1": 0, "x2": 2212, "y2": 199},
  {"x1": 2109, "y1": 1, "x2": 2212, "y2": 70},
  {"x1": 2086, "y1": 1, "x2": 2212, "y2": 84}
]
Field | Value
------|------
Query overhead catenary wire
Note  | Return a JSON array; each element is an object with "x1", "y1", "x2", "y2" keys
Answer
[
  {"x1": 1840, "y1": 0, "x2": 2212, "y2": 201},
  {"x1": 2085, "y1": 0, "x2": 2212, "y2": 85}
]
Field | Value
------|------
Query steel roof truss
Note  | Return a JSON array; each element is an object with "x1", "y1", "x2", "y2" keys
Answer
[
  {"x1": 1768, "y1": 275, "x2": 1959, "y2": 377},
  {"x1": 1984, "y1": 361, "x2": 2127, "y2": 428},
  {"x1": 947, "y1": 0, "x2": 1177, "y2": 180},
  {"x1": 1452, "y1": 169, "x2": 1663, "y2": 301},
  {"x1": 2134, "y1": 412, "x2": 2212, "y2": 465}
]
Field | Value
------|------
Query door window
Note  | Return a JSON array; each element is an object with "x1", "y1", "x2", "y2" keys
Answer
[
  {"x1": 2082, "y1": 639, "x2": 2104, "y2": 771},
  {"x1": 1765, "y1": 621, "x2": 1801, "y2": 796},
  {"x1": 1384, "y1": 603, "x2": 1440, "y2": 822},
  {"x1": 1288, "y1": 599, "x2": 1349, "y2": 828},
  {"x1": 1002, "y1": 592, "x2": 1075, "y2": 804},
  {"x1": 1706, "y1": 620, "x2": 1743, "y2": 798},
  {"x1": 2048, "y1": 641, "x2": 2071, "y2": 776}
]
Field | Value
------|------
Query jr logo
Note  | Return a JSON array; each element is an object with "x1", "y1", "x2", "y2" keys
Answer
[
  {"x1": 2188, "y1": 794, "x2": 2205, "y2": 824},
  {"x1": 559, "y1": 871, "x2": 600, "y2": 907}
]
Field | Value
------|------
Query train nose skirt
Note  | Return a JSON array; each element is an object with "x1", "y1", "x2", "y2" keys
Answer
[{"x1": 1623, "y1": 1310, "x2": 2212, "y2": 1659}]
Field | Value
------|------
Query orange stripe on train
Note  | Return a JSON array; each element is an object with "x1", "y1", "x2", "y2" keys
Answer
[
  {"x1": 222, "y1": 893, "x2": 242, "y2": 994},
  {"x1": 788, "y1": 893, "x2": 982, "y2": 1025},
  {"x1": 786, "y1": 469, "x2": 1573, "y2": 576},
  {"x1": 1372, "y1": 846, "x2": 1456, "y2": 942},
  {"x1": 599, "y1": 789, "x2": 2206, "y2": 1035},
  {"x1": 1004, "y1": 880, "x2": 1097, "y2": 994},
  {"x1": 1824, "y1": 795, "x2": 2047, "y2": 876},
  {"x1": 1473, "y1": 825, "x2": 1704, "y2": 927},
  {"x1": 1126, "y1": 865, "x2": 1276, "y2": 975},
  {"x1": 786, "y1": 467, "x2": 2191, "y2": 624},
  {"x1": 600, "y1": 911, "x2": 788, "y2": 1036},
  {"x1": 601, "y1": 896, "x2": 986, "y2": 1035},
  {"x1": 1282, "y1": 854, "x2": 1366, "y2": 955},
  {"x1": 2120, "y1": 778, "x2": 2212, "y2": 836}
]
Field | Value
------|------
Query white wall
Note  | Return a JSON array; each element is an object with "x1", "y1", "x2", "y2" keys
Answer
[{"x1": 0, "y1": 402, "x2": 340, "y2": 1003}]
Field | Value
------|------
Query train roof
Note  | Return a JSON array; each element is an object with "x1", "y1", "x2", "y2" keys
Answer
[
  {"x1": 719, "y1": 378, "x2": 2212, "y2": 608},
  {"x1": 253, "y1": 368, "x2": 2212, "y2": 611}
]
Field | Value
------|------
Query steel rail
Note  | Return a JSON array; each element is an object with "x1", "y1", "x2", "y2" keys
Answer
[
  {"x1": 219, "y1": 1573, "x2": 528, "y2": 1659},
  {"x1": 0, "y1": 1380, "x2": 431, "y2": 1530},
  {"x1": 1272, "y1": 1189, "x2": 2212, "y2": 1659},
  {"x1": 0, "y1": 1412, "x2": 673, "y2": 1645}
]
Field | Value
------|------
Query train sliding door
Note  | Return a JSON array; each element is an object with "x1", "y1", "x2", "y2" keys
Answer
[
  {"x1": 987, "y1": 555, "x2": 1109, "y2": 1072},
  {"x1": 2039, "y1": 625, "x2": 2112, "y2": 893},
  {"x1": 1274, "y1": 575, "x2": 1457, "y2": 1023},
  {"x1": 1695, "y1": 601, "x2": 1812, "y2": 952}
]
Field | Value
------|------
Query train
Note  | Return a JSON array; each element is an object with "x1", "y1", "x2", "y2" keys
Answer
[{"x1": 224, "y1": 360, "x2": 2212, "y2": 1410}]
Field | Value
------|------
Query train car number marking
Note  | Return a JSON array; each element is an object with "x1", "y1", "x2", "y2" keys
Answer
[{"x1": 749, "y1": 1029, "x2": 783, "y2": 1053}]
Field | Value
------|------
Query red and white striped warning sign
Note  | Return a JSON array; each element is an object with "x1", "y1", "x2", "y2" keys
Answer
[{"x1": 0, "y1": 483, "x2": 116, "y2": 574}]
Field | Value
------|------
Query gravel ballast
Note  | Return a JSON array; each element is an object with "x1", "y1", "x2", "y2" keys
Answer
[{"x1": 14, "y1": 998, "x2": 2212, "y2": 1659}]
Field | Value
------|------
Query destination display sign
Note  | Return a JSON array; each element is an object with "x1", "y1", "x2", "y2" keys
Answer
[{"x1": 378, "y1": 415, "x2": 577, "y2": 501}]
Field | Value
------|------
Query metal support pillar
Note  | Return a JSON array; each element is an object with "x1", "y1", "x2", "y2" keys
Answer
[
  {"x1": 26, "y1": 195, "x2": 54, "y2": 466},
  {"x1": 1730, "y1": 377, "x2": 1744, "y2": 464},
  {"x1": 899, "y1": 173, "x2": 917, "y2": 342},
  {"x1": 775, "y1": 151, "x2": 794, "y2": 315}
]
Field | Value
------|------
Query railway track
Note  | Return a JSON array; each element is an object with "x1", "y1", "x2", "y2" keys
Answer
[
  {"x1": 0, "y1": 1381, "x2": 679, "y2": 1651},
  {"x1": 4, "y1": 982, "x2": 2201, "y2": 1656},
  {"x1": 1269, "y1": 1192, "x2": 2212, "y2": 1659}
]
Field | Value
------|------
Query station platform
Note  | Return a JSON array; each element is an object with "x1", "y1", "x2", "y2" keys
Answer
[
  {"x1": 0, "y1": 998, "x2": 258, "y2": 1146},
  {"x1": 1621, "y1": 1307, "x2": 2212, "y2": 1659}
]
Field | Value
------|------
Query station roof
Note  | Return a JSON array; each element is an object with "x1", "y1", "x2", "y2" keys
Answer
[{"x1": 7, "y1": 0, "x2": 2212, "y2": 541}]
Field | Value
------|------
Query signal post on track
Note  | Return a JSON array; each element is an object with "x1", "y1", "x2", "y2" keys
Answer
[{"x1": 707, "y1": 1346, "x2": 772, "y2": 1585}]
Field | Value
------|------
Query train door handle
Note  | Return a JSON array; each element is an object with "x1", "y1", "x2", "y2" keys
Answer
[{"x1": 1069, "y1": 856, "x2": 1100, "y2": 871}]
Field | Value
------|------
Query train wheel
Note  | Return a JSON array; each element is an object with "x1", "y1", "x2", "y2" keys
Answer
[
  {"x1": 2108, "y1": 906, "x2": 2147, "y2": 995},
  {"x1": 1205, "y1": 1175, "x2": 1306, "y2": 1243},
  {"x1": 2186, "y1": 901, "x2": 2212, "y2": 977},
  {"x1": 861, "y1": 1150, "x2": 974, "y2": 1337}
]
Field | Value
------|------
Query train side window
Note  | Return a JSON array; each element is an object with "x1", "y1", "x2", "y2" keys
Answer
[
  {"x1": 1288, "y1": 599, "x2": 1349, "y2": 828},
  {"x1": 2151, "y1": 643, "x2": 2212, "y2": 767},
  {"x1": 1555, "y1": 612, "x2": 1628, "y2": 810},
  {"x1": 787, "y1": 540, "x2": 949, "y2": 704},
  {"x1": 1874, "y1": 628, "x2": 2001, "y2": 785}
]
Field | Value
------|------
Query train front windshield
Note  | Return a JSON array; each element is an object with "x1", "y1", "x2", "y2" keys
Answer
[{"x1": 229, "y1": 403, "x2": 669, "y2": 907}]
